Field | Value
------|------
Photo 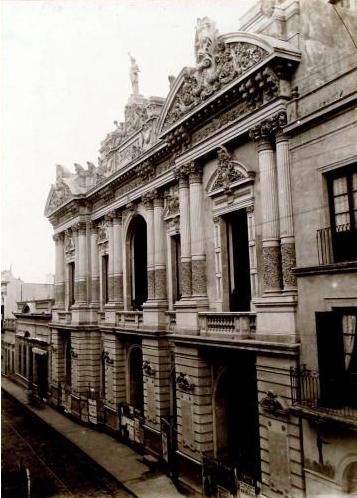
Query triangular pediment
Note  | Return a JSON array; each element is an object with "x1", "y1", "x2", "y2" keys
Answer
[
  {"x1": 44, "y1": 182, "x2": 73, "y2": 216},
  {"x1": 158, "y1": 27, "x2": 300, "y2": 135}
]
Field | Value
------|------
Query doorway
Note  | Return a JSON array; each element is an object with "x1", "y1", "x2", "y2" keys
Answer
[
  {"x1": 129, "y1": 215, "x2": 148, "y2": 310},
  {"x1": 128, "y1": 346, "x2": 144, "y2": 412},
  {"x1": 225, "y1": 209, "x2": 251, "y2": 312}
]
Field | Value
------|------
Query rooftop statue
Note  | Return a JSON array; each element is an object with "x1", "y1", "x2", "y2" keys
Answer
[{"x1": 129, "y1": 53, "x2": 140, "y2": 95}]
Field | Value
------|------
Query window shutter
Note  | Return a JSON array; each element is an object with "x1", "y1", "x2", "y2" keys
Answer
[{"x1": 316, "y1": 311, "x2": 345, "y2": 407}]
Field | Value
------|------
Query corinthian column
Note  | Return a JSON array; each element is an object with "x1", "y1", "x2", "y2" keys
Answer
[
  {"x1": 189, "y1": 161, "x2": 207, "y2": 298},
  {"x1": 53, "y1": 233, "x2": 65, "y2": 308},
  {"x1": 90, "y1": 222, "x2": 100, "y2": 306},
  {"x1": 250, "y1": 124, "x2": 282, "y2": 293},
  {"x1": 142, "y1": 193, "x2": 155, "y2": 300},
  {"x1": 105, "y1": 213, "x2": 115, "y2": 304},
  {"x1": 113, "y1": 212, "x2": 124, "y2": 306},
  {"x1": 276, "y1": 129, "x2": 297, "y2": 291},
  {"x1": 153, "y1": 191, "x2": 167, "y2": 302},
  {"x1": 76, "y1": 221, "x2": 88, "y2": 304},
  {"x1": 175, "y1": 164, "x2": 192, "y2": 298}
]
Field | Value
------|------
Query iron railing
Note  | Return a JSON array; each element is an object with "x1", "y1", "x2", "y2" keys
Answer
[
  {"x1": 290, "y1": 366, "x2": 357, "y2": 422},
  {"x1": 316, "y1": 227, "x2": 333, "y2": 265}
]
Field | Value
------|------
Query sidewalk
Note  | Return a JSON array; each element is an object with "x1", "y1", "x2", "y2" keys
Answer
[{"x1": 1, "y1": 377, "x2": 186, "y2": 498}]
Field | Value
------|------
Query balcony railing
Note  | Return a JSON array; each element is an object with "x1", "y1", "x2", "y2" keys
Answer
[
  {"x1": 316, "y1": 226, "x2": 334, "y2": 265},
  {"x1": 199, "y1": 312, "x2": 256, "y2": 339},
  {"x1": 115, "y1": 311, "x2": 143, "y2": 329},
  {"x1": 290, "y1": 366, "x2": 357, "y2": 423}
]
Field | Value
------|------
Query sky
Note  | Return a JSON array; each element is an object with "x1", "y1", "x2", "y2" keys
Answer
[{"x1": 1, "y1": 0, "x2": 255, "y2": 283}]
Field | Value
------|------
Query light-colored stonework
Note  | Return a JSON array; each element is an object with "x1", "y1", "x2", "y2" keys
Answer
[{"x1": 44, "y1": 2, "x2": 357, "y2": 497}]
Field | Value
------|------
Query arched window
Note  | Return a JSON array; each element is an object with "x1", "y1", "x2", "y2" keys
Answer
[{"x1": 343, "y1": 462, "x2": 357, "y2": 495}]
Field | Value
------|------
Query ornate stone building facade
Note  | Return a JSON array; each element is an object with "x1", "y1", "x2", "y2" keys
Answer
[{"x1": 45, "y1": 1, "x2": 357, "y2": 497}]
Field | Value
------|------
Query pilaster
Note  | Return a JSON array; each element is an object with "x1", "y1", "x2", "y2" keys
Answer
[
  {"x1": 142, "y1": 192, "x2": 155, "y2": 301},
  {"x1": 105, "y1": 212, "x2": 115, "y2": 304},
  {"x1": 189, "y1": 161, "x2": 208, "y2": 302},
  {"x1": 112, "y1": 212, "x2": 124, "y2": 307},
  {"x1": 89, "y1": 222, "x2": 100, "y2": 307},
  {"x1": 53, "y1": 233, "x2": 65, "y2": 308},
  {"x1": 275, "y1": 123, "x2": 297, "y2": 292}
]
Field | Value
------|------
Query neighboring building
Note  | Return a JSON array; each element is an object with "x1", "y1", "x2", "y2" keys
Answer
[
  {"x1": 1, "y1": 269, "x2": 54, "y2": 381},
  {"x1": 13, "y1": 299, "x2": 54, "y2": 397},
  {"x1": 44, "y1": 1, "x2": 357, "y2": 497}
]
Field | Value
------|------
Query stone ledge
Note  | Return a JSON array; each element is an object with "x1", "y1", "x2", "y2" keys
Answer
[{"x1": 294, "y1": 261, "x2": 357, "y2": 277}]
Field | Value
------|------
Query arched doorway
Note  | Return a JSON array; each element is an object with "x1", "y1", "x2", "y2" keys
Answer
[
  {"x1": 128, "y1": 346, "x2": 144, "y2": 412},
  {"x1": 214, "y1": 357, "x2": 260, "y2": 481},
  {"x1": 343, "y1": 462, "x2": 357, "y2": 496},
  {"x1": 128, "y1": 215, "x2": 148, "y2": 310}
]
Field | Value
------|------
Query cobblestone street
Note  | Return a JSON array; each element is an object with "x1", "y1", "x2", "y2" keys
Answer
[{"x1": 1, "y1": 391, "x2": 132, "y2": 498}]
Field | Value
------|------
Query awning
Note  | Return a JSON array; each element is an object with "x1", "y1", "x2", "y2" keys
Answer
[{"x1": 32, "y1": 347, "x2": 47, "y2": 356}]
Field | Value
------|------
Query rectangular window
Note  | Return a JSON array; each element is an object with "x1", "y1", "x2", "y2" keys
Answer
[
  {"x1": 327, "y1": 165, "x2": 357, "y2": 262},
  {"x1": 68, "y1": 262, "x2": 75, "y2": 306},
  {"x1": 316, "y1": 308, "x2": 357, "y2": 407},
  {"x1": 171, "y1": 235, "x2": 181, "y2": 302},
  {"x1": 102, "y1": 255, "x2": 109, "y2": 304}
]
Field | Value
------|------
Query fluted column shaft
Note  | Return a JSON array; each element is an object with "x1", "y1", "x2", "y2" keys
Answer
[
  {"x1": 154, "y1": 193, "x2": 167, "y2": 301},
  {"x1": 257, "y1": 139, "x2": 282, "y2": 292},
  {"x1": 177, "y1": 170, "x2": 192, "y2": 298},
  {"x1": 76, "y1": 222, "x2": 88, "y2": 304},
  {"x1": 113, "y1": 213, "x2": 124, "y2": 306},
  {"x1": 145, "y1": 198, "x2": 155, "y2": 300},
  {"x1": 189, "y1": 163, "x2": 207, "y2": 297},
  {"x1": 90, "y1": 223, "x2": 100, "y2": 306},
  {"x1": 106, "y1": 214, "x2": 115, "y2": 304},
  {"x1": 276, "y1": 133, "x2": 297, "y2": 291},
  {"x1": 54, "y1": 233, "x2": 65, "y2": 308}
]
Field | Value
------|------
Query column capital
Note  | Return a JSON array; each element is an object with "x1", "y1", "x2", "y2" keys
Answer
[
  {"x1": 153, "y1": 189, "x2": 164, "y2": 208},
  {"x1": 88, "y1": 220, "x2": 98, "y2": 234},
  {"x1": 113, "y1": 210, "x2": 123, "y2": 223},
  {"x1": 72, "y1": 221, "x2": 87, "y2": 234},
  {"x1": 142, "y1": 191, "x2": 155, "y2": 209},
  {"x1": 174, "y1": 163, "x2": 191, "y2": 187},
  {"x1": 53, "y1": 232, "x2": 64, "y2": 243},
  {"x1": 189, "y1": 161, "x2": 203, "y2": 184}
]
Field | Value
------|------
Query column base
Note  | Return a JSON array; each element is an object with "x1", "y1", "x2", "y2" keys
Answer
[
  {"x1": 253, "y1": 294, "x2": 298, "y2": 342},
  {"x1": 174, "y1": 298, "x2": 209, "y2": 334},
  {"x1": 142, "y1": 301, "x2": 168, "y2": 330},
  {"x1": 71, "y1": 306, "x2": 97, "y2": 325}
]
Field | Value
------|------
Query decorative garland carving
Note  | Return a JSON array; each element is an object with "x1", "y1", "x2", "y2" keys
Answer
[
  {"x1": 176, "y1": 372, "x2": 195, "y2": 392},
  {"x1": 142, "y1": 360, "x2": 156, "y2": 376},
  {"x1": 102, "y1": 351, "x2": 114, "y2": 365},
  {"x1": 260, "y1": 390, "x2": 288, "y2": 416}
]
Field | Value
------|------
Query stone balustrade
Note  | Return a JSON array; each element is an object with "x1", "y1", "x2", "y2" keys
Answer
[{"x1": 198, "y1": 312, "x2": 256, "y2": 339}]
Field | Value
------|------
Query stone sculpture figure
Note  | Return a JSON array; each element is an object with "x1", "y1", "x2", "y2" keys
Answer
[{"x1": 129, "y1": 53, "x2": 139, "y2": 95}]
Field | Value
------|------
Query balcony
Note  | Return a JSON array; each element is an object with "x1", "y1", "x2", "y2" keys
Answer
[
  {"x1": 290, "y1": 366, "x2": 357, "y2": 426},
  {"x1": 199, "y1": 312, "x2": 256, "y2": 339},
  {"x1": 317, "y1": 224, "x2": 357, "y2": 265}
]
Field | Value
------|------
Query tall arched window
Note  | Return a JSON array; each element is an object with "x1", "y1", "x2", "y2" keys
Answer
[{"x1": 128, "y1": 215, "x2": 148, "y2": 310}]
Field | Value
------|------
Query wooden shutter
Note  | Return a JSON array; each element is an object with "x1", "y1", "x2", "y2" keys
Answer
[{"x1": 316, "y1": 311, "x2": 345, "y2": 407}]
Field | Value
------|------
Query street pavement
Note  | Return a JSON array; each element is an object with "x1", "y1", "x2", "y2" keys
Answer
[
  {"x1": 1, "y1": 377, "x2": 186, "y2": 498},
  {"x1": 2, "y1": 391, "x2": 132, "y2": 497}
]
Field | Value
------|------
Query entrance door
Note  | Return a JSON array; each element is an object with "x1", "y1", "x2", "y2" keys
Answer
[
  {"x1": 226, "y1": 210, "x2": 251, "y2": 311},
  {"x1": 214, "y1": 355, "x2": 261, "y2": 482}
]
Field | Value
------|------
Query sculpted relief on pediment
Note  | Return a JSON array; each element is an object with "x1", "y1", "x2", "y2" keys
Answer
[{"x1": 162, "y1": 18, "x2": 269, "y2": 130}]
